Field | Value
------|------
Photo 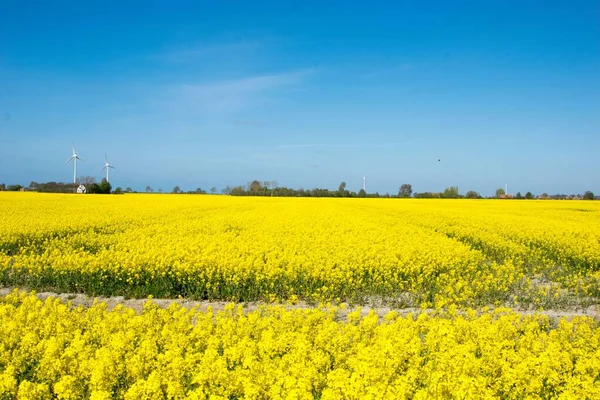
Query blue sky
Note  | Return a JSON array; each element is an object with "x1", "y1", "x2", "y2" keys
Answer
[{"x1": 1, "y1": 1, "x2": 598, "y2": 195}]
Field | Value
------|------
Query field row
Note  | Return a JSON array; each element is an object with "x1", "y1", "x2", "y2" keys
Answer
[
  {"x1": 1, "y1": 290, "x2": 599, "y2": 399},
  {"x1": 1, "y1": 193, "x2": 599, "y2": 308}
]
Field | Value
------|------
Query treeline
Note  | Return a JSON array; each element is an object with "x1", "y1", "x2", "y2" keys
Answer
[
  {"x1": 222, "y1": 181, "x2": 380, "y2": 198},
  {"x1": 27, "y1": 180, "x2": 113, "y2": 194},
  {"x1": 0, "y1": 184, "x2": 25, "y2": 191},
  {"x1": 2, "y1": 180, "x2": 597, "y2": 200},
  {"x1": 28, "y1": 182, "x2": 77, "y2": 193},
  {"x1": 0, "y1": 182, "x2": 78, "y2": 193},
  {"x1": 219, "y1": 181, "x2": 597, "y2": 200},
  {"x1": 3, "y1": 179, "x2": 115, "y2": 194}
]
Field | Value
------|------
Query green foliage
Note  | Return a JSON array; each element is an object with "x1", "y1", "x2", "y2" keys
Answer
[
  {"x1": 99, "y1": 178, "x2": 112, "y2": 194},
  {"x1": 443, "y1": 186, "x2": 459, "y2": 198},
  {"x1": 398, "y1": 184, "x2": 412, "y2": 198},
  {"x1": 525, "y1": 192, "x2": 534, "y2": 199},
  {"x1": 466, "y1": 191, "x2": 479, "y2": 199},
  {"x1": 87, "y1": 183, "x2": 101, "y2": 194},
  {"x1": 248, "y1": 180, "x2": 262, "y2": 193},
  {"x1": 413, "y1": 192, "x2": 441, "y2": 198},
  {"x1": 338, "y1": 181, "x2": 348, "y2": 197},
  {"x1": 496, "y1": 188, "x2": 506, "y2": 198},
  {"x1": 88, "y1": 179, "x2": 111, "y2": 194},
  {"x1": 583, "y1": 191, "x2": 595, "y2": 200},
  {"x1": 27, "y1": 182, "x2": 77, "y2": 193}
]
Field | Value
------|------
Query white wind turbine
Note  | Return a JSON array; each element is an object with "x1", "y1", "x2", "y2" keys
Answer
[
  {"x1": 362, "y1": 176, "x2": 366, "y2": 191},
  {"x1": 102, "y1": 154, "x2": 116, "y2": 182},
  {"x1": 65, "y1": 142, "x2": 83, "y2": 184}
]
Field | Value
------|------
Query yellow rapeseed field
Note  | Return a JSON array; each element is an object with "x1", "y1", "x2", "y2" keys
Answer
[
  {"x1": 1, "y1": 290, "x2": 599, "y2": 399},
  {"x1": 1, "y1": 192, "x2": 599, "y2": 307},
  {"x1": 2, "y1": 192, "x2": 600, "y2": 398}
]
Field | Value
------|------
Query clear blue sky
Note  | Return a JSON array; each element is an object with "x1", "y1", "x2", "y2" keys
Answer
[{"x1": 1, "y1": 1, "x2": 598, "y2": 196}]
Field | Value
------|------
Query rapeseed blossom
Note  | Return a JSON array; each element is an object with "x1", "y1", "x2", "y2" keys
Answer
[
  {"x1": 0, "y1": 291, "x2": 599, "y2": 399},
  {"x1": 1, "y1": 193, "x2": 599, "y2": 307}
]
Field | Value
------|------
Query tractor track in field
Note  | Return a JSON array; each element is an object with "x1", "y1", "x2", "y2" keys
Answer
[{"x1": 2, "y1": 286, "x2": 599, "y2": 322}]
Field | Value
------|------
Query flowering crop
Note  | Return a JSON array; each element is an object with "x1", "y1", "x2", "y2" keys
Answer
[
  {"x1": 0, "y1": 290, "x2": 599, "y2": 399},
  {"x1": 1, "y1": 192, "x2": 599, "y2": 308}
]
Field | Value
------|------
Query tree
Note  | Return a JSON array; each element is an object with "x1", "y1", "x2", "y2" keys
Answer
[
  {"x1": 211, "y1": 187, "x2": 217, "y2": 194},
  {"x1": 443, "y1": 186, "x2": 459, "y2": 198},
  {"x1": 7, "y1": 184, "x2": 23, "y2": 191},
  {"x1": 465, "y1": 190, "x2": 478, "y2": 199},
  {"x1": 99, "y1": 178, "x2": 112, "y2": 194},
  {"x1": 158, "y1": 188, "x2": 163, "y2": 193},
  {"x1": 230, "y1": 185, "x2": 245, "y2": 196},
  {"x1": 0, "y1": 183, "x2": 5, "y2": 191},
  {"x1": 358, "y1": 189, "x2": 367, "y2": 198},
  {"x1": 338, "y1": 182, "x2": 347, "y2": 197},
  {"x1": 145, "y1": 186, "x2": 153, "y2": 193},
  {"x1": 495, "y1": 188, "x2": 506, "y2": 198},
  {"x1": 398, "y1": 184, "x2": 412, "y2": 198},
  {"x1": 172, "y1": 186, "x2": 181, "y2": 194},
  {"x1": 525, "y1": 191, "x2": 534, "y2": 199},
  {"x1": 515, "y1": 192, "x2": 523, "y2": 199},
  {"x1": 583, "y1": 191, "x2": 595, "y2": 200},
  {"x1": 222, "y1": 185, "x2": 232, "y2": 195},
  {"x1": 248, "y1": 180, "x2": 262, "y2": 193},
  {"x1": 114, "y1": 187, "x2": 123, "y2": 194},
  {"x1": 79, "y1": 176, "x2": 96, "y2": 187},
  {"x1": 125, "y1": 187, "x2": 133, "y2": 193},
  {"x1": 86, "y1": 179, "x2": 110, "y2": 195},
  {"x1": 87, "y1": 183, "x2": 101, "y2": 194}
]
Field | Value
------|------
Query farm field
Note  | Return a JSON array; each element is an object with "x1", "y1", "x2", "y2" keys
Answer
[
  {"x1": 1, "y1": 290, "x2": 599, "y2": 399},
  {"x1": 1, "y1": 192, "x2": 599, "y2": 308},
  {"x1": 1, "y1": 192, "x2": 600, "y2": 399}
]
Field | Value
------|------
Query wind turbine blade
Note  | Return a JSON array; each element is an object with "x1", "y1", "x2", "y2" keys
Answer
[
  {"x1": 65, "y1": 156, "x2": 74, "y2": 164},
  {"x1": 109, "y1": 165, "x2": 116, "y2": 169},
  {"x1": 105, "y1": 154, "x2": 108, "y2": 163},
  {"x1": 72, "y1": 142, "x2": 76, "y2": 155}
]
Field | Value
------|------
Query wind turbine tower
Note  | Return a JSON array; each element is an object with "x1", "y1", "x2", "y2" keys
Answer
[
  {"x1": 65, "y1": 142, "x2": 83, "y2": 184},
  {"x1": 103, "y1": 154, "x2": 116, "y2": 182},
  {"x1": 363, "y1": 176, "x2": 366, "y2": 192}
]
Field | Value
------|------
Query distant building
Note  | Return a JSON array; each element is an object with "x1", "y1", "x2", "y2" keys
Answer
[{"x1": 77, "y1": 185, "x2": 86, "y2": 194}]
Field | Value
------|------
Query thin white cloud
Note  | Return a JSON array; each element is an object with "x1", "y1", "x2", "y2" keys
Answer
[
  {"x1": 153, "y1": 40, "x2": 261, "y2": 63},
  {"x1": 168, "y1": 69, "x2": 313, "y2": 114}
]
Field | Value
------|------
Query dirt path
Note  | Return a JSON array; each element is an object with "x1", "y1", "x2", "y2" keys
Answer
[{"x1": 1, "y1": 287, "x2": 599, "y2": 321}]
